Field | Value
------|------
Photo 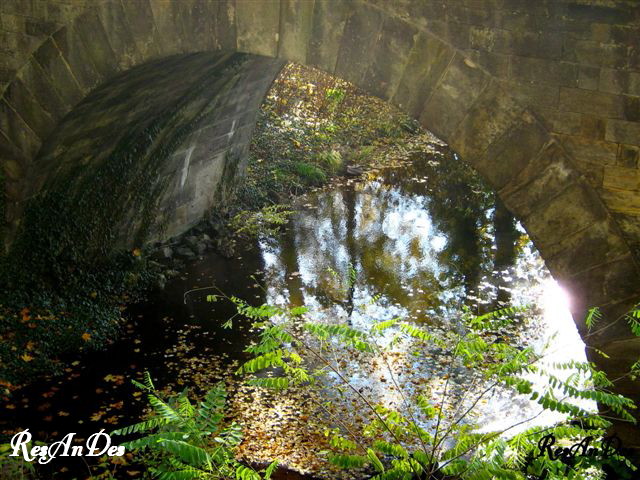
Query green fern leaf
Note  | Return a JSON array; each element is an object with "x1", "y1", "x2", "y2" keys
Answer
[
  {"x1": 157, "y1": 439, "x2": 211, "y2": 468},
  {"x1": 264, "y1": 460, "x2": 279, "y2": 480},
  {"x1": 329, "y1": 453, "x2": 368, "y2": 468},
  {"x1": 367, "y1": 448, "x2": 385, "y2": 473},
  {"x1": 248, "y1": 376, "x2": 290, "y2": 390},
  {"x1": 235, "y1": 464, "x2": 261, "y2": 480},
  {"x1": 111, "y1": 416, "x2": 171, "y2": 436}
]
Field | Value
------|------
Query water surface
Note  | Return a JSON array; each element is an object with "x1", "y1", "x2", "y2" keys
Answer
[{"x1": 0, "y1": 144, "x2": 591, "y2": 478}]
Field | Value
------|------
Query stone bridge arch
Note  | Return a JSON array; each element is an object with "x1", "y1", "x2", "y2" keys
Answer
[{"x1": 1, "y1": 0, "x2": 639, "y2": 451}]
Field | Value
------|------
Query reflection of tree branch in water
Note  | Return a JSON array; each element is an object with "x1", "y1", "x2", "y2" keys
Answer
[
  {"x1": 492, "y1": 199, "x2": 520, "y2": 308},
  {"x1": 281, "y1": 223, "x2": 305, "y2": 307},
  {"x1": 278, "y1": 149, "x2": 524, "y2": 322},
  {"x1": 421, "y1": 153, "x2": 488, "y2": 305},
  {"x1": 342, "y1": 185, "x2": 358, "y2": 320},
  {"x1": 306, "y1": 185, "x2": 361, "y2": 321}
]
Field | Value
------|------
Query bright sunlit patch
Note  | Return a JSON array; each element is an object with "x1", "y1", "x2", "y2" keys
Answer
[
  {"x1": 430, "y1": 235, "x2": 447, "y2": 251},
  {"x1": 477, "y1": 278, "x2": 596, "y2": 435},
  {"x1": 540, "y1": 278, "x2": 589, "y2": 365},
  {"x1": 541, "y1": 279, "x2": 571, "y2": 316}
]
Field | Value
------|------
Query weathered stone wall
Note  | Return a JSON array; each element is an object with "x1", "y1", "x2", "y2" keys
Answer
[
  {"x1": 0, "y1": 1, "x2": 93, "y2": 89},
  {"x1": 370, "y1": 0, "x2": 640, "y2": 257},
  {"x1": 153, "y1": 55, "x2": 283, "y2": 240},
  {"x1": 1, "y1": 0, "x2": 639, "y2": 451},
  {"x1": 28, "y1": 52, "x2": 282, "y2": 246}
]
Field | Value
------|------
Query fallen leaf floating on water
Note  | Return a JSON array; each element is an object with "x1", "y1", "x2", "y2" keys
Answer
[
  {"x1": 90, "y1": 412, "x2": 104, "y2": 421},
  {"x1": 103, "y1": 374, "x2": 125, "y2": 385}
]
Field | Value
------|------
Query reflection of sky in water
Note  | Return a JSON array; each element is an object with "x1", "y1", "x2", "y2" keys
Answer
[
  {"x1": 258, "y1": 157, "x2": 594, "y2": 434},
  {"x1": 477, "y1": 279, "x2": 595, "y2": 434}
]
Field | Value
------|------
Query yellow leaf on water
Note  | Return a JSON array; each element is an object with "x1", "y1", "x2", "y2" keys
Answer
[
  {"x1": 20, "y1": 354, "x2": 33, "y2": 362},
  {"x1": 90, "y1": 412, "x2": 104, "y2": 421},
  {"x1": 103, "y1": 374, "x2": 125, "y2": 385}
]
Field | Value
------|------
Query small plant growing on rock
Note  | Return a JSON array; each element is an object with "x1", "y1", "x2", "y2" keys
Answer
[{"x1": 229, "y1": 205, "x2": 293, "y2": 241}]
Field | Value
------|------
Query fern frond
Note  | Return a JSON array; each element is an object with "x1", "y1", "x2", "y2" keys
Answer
[
  {"x1": 367, "y1": 448, "x2": 385, "y2": 473},
  {"x1": 111, "y1": 416, "x2": 171, "y2": 436},
  {"x1": 303, "y1": 322, "x2": 367, "y2": 340},
  {"x1": 264, "y1": 460, "x2": 279, "y2": 480},
  {"x1": 327, "y1": 432, "x2": 357, "y2": 451},
  {"x1": 303, "y1": 322, "x2": 374, "y2": 352},
  {"x1": 628, "y1": 315, "x2": 640, "y2": 337},
  {"x1": 372, "y1": 440, "x2": 408, "y2": 459},
  {"x1": 235, "y1": 464, "x2": 261, "y2": 480},
  {"x1": 415, "y1": 395, "x2": 437, "y2": 419},
  {"x1": 329, "y1": 453, "x2": 368, "y2": 468},
  {"x1": 215, "y1": 422, "x2": 243, "y2": 447},
  {"x1": 236, "y1": 350, "x2": 285, "y2": 374},
  {"x1": 469, "y1": 305, "x2": 524, "y2": 325},
  {"x1": 370, "y1": 467, "x2": 414, "y2": 480},
  {"x1": 157, "y1": 439, "x2": 212, "y2": 468},
  {"x1": 149, "y1": 394, "x2": 182, "y2": 423},
  {"x1": 371, "y1": 318, "x2": 399, "y2": 333},
  {"x1": 585, "y1": 307, "x2": 602, "y2": 331},
  {"x1": 248, "y1": 376, "x2": 290, "y2": 390},
  {"x1": 121, "y1": 432, "x2": 187, "y2": 450},
  {"x1": 399, "y1": 323, "x2": 445, "y2": 347},
  {"x1": 132, "y1": 371, "x2": 156, "y2": 392},
  {"x1": 175, "y1": 390, "x2": 195, "y2": 418}
]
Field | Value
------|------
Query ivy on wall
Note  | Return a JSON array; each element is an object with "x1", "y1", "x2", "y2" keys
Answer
[{"x1": 0, "y1": 54, "x2": 250, "y2": 383}]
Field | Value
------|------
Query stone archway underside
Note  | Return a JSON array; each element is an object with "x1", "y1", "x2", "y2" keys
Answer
[{"x1": 1, "y1": 0, "x2": 639, "y2": 450}]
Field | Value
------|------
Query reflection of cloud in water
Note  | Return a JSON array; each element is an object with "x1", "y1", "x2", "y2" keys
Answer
[
  {"x1": 431, "y1": 234, "x2": 447, "y2": 252},
  {"x1": 258, "y1": 159, "x2": 592, "y2": 435}
]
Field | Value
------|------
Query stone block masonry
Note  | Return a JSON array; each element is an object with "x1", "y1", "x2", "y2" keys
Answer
[{"x1": 1, "y1": 0, "x2": 639, "y2": 453}]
